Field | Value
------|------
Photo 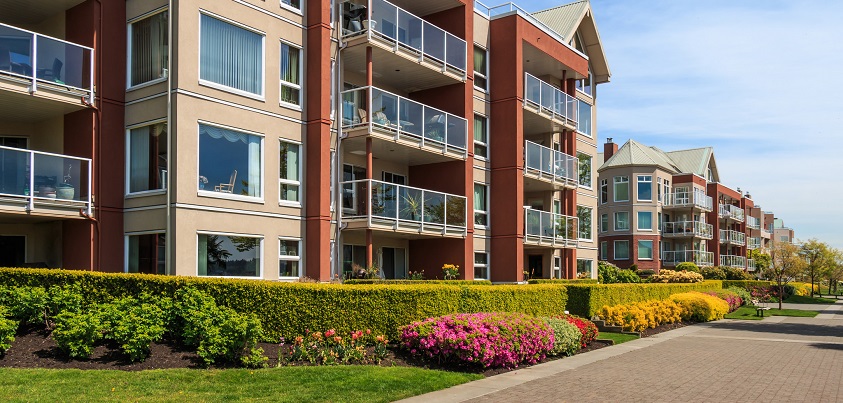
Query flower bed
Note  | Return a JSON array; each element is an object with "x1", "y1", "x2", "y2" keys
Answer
[{"x1": 702, "y1": 289, "x2": 743, "y2": 312}]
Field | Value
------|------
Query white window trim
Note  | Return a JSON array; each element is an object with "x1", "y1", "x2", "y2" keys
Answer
[
  {"x1": 613, "y1": 240, "x2": 630, "y2": 260},
  {"x1": 125, "y1": 119, "x2": 168, "y2": 197},
  {"x1": 576, "y1": 258, "x2": 593, "y2": 277},
  {"x1": 124, "y1": 230, "x2": 166, "y2": 273},
  {"x1": 279, "y1": 0, "x2": 303, "y2": 15},
  {"x1": 279, "y1": 237, "x2": 303, "y2": 280},
  {"x1": 473, "y1": 251, "x2": 489, "y2": 280},
  {"x1": 600, "y1": 213, "x2": 608, "y2": 233},
  {"x1": 197, "y1": 120, "x2": 266, "y2": 203},
  {"x1": 279, "y1": 39, "x2": 303, "y2": 110},
  {"x1": 279, "y1": 138, "x2": 303, "y2": 207},
  {"x1": 553, "y1": 255, "x2": 561, "y2": 279},
  {"x1": 613, "y1": 176, "x2": 629, "y2": 202},
  {"x1": 473, "y1": 114, "x2": 489, "y2": 161},
  {"x1": 577, "y1": 204, "x2": 592, "y2": 242},
  {"x1": 577, "y1": 152, "x2": 593, "y2": 189},
  {"x1": 474, "y1": 182, "x2": 489, "y2": 229},
  {"x1": 637, "y1": 175, "x2": 653, "y2": 202},
  {"x1": 637, "y1": 211, "x2": 653, "y2": 232},
  {"x1": 576, "y1": 99, "x2": 593, "y2": 138},
  {"x1": 473, "y1": 45, "x2": 488, "y2": 92},
  {"x1": 198, "y1": 10, "x2": 266, "y2": 100},
  {"x1": 127, "y1": 7, "x2": 169, "y2": 90},
  {"x1": 196, "y1": 231, "x2": 264, "y2": 279},
  {"x1": 600, "y1": 241, "x2": 608, "y2": 260},
  {"x1": 638, "y1": 240, "x2": 654, "y2": 260},
  {"x1": 600, "y1": 179, "x2": 608, "y2": 205},
  {"x1": 614, "y1": 211, "x2": 630, "y2": 231}
]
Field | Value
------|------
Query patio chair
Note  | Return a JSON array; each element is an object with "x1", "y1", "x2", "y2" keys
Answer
[
  {"x1": 215, "y1": 170, "x2": 237, "y2": 193},
  {"x1": 37, "y1": 57, "x2": 63, "y2": 83}
]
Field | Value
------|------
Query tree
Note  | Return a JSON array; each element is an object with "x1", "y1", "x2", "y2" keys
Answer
[
  {"x1": 764, "y1": 242, "x2": 807, "y2": 309},
  {"x1": 748, "y1": 249, "x2": 771, "y2": 272},
  {"x1": 827, "y1": 249, "x2": 843, "y2": 296},
  {"x1": 800, "y1": 239, "x2": 833, "y2": 297}
]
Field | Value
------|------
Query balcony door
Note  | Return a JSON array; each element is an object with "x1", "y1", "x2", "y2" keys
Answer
[
  {"x1": 0, "y1": 137, "x2": 28, "y2": 196},
  {"x1": 342, "y1": 164, "x2": 366, "y2": 214},
  {"x1": 0, "y1": 235, "x2": 25, "y2": 267},
  {"x1": 379, "y1": 247, "x2": 406, "y2": 279},
  {"x1": 527, "y1": 254, "x2": 543, "y2": 279}
]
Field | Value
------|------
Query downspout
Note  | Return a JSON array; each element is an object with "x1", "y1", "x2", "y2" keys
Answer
[{"x1": 165, "y1": 0, "x2": 173, "y2": 275}]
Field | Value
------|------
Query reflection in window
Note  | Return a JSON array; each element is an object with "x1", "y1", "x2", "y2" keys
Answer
[
  {"x1": 280, "y1": 43, "x2": 301, "y2": 106},
  {"x1": 198, "y1": 124, "x2": 262, "y2": 198},
  {"x1": 197, "y1": 234, "x2": 261, "y2": 277},
  {"x1": 130, "y1": 10, "x2": 168, "y2": 86},
  {"x1": 279, "y1": 141, "x2": 300, "y2": 203},
  {"x1": 128, "y1": 122, "x2": 167, "y2": 193},
  {"x1": 200, "y1": 14, "x2": 263, "y2": 95},
  {"x1": 474, "y1": 252, "x2": 489, "y2": 280},
  {"x1": 127, "y1": 233, "x2": 166, "y2": 274},
  {"x1": 279, "y1": 239, "x2": 301, "y2": 278}
]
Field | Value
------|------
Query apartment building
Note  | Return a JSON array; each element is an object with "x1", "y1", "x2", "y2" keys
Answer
[
  {"x1": 0, "y1": 0, "x2": 610, "y2": 282},
  {"x1": 597, "y1": 138, "x2": 766, "y2": 272}
]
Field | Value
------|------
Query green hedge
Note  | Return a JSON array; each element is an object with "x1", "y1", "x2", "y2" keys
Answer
[
  {"x1": 342, "y1": 279, "x2": 492, "y2": 285},
  {"x1": 527, "y1": 279, "x2": 599, "y2": 285},
  {"x1": 565, "y1": 280, "x2": 723, "y2": 317},
  {"x1": 0, "y1": 268, "x2": 564, "y2": 341},
  {"x1": 722, "y1": 280, "x2": 773, "y2": 290}
]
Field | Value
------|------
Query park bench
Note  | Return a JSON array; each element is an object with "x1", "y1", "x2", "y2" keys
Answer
[{"x1": 751, "y1": 299, "x2": 772, "y2": 317}]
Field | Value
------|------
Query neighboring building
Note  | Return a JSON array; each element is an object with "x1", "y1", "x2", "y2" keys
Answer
[
  {"x1": 772, "y1": 218, "x2": 796, "y2": 245},
  {"x1": 0, "y1": 0, "x2": 611, "y2": 282}
]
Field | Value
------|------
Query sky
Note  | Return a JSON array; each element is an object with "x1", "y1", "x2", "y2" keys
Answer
[{"x1": 523, "y1": 0, "x2": 843, "y2": 248}]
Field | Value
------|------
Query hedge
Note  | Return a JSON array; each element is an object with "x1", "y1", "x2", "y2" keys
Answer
[
  {"x1": 527, "y1": 279, "x2": 599, "y2": 285},
  {"x1": 342, "y1": 279, "x2": 492, "y2": 285},
  {"x1": 0, "y1": 268, "x2": 565, "y2": 341},
  {"x1": 565, "y1": 281, "x2": 723, "y2": 317},
  {"x1": 722, "y1": 280, "x2": 773, "y2": 290}
]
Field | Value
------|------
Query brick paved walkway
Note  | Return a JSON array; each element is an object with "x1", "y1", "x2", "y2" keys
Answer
[{"x1": 401, "y1": 301, "x2": 843, "y2": 403}]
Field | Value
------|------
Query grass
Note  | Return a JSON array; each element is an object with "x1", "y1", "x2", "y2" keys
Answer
[
  {"x1": 0, "y1": 366, "x2": 482, "y2": 403},
  {"x1": 725, "y1": 306, "x2": 820, "y2": 320},
  {"x1": 785, "y1": 295, "x2": 839, "y2": 304},
  {"x1": 598, "y1": 332, "x2": 639, "y2": 344}
]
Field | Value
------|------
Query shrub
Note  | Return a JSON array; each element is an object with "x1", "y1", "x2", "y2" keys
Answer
[
  {"x1": 675, "y1": 262, "x2": 700, "y2": 273},
  {"x1": 0, "y1": 286, "x2": 48, "y2": 325},
  {"x1": 527, "y1": 279, "x2": 598, "y2": 284},
  {"x1": 52, "y1": 310, "x2": 101, "y2": 358},
  {"x1": 636, "y1": 269, "x2": 656, "y2": 277},
  {"x1": 0, "y1": 307, "x2": 17, "y2": 354},
  {"x1": 552, "y1": 314, "x2": 598, "y2": 347},
  {"x1": 702, "y1": 290, "x2": 743, "y2": 312},
  {"x1": 699, "y1": 266, "x2": 726, "y2": 280},
  {"x1": 789, "y1": 283, "x2": 812, "y2": 297},
  {"x1": 726, "y1": 286, "x2": 752, "y2": 306},
  {"x1": 650, "y1": 270, "x2": 704, "y2": 283},
  {"x1": 565, "y1": 281, "x2": 723, "y2": 318},
  {"x1": 98, "y1": 295, "x2": 168, "y2": 362},
  {"x1": 748, "y1": 285, "x2": 776, "y2": 303},
  {"x1": 282, "y1": 328, "x2": 388, "y2": 366},
  {"x1": 343, "y1": 279, "x2": 492, "y2": 285},
  {"x1": 722, "y1": 280, "x2": 773, "y2": 290},
  {"x1": 721, "y1": 266, "x2": 752, "y2": 280},
  {"x1": 541, "y1": 317, "x2": 580, "y2": 356},
  {"x1": 400, "y1": 312, "x2": 554, "y2": 369},
  {"x1": 600, "y1": 299, "x2": 683, "y2": 332},
  {"x1": 669, "y1": 292, "x2": 729, "y2": 322},
  {"x1": 598, "y1": 261, "x2": 641, "y2": 284}
]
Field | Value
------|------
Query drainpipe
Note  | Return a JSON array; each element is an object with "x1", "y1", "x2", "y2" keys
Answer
[{"x1": 165, "y1": 0, "x2": 173, "y2": 275}]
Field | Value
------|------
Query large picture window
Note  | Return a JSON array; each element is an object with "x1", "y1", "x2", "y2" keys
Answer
[
  {"x1": 637, "y1": 175, "x2": 652, "y2": 201},
  {"x1": 614, "y1": 240, "x2": 629, "y2": 260},
  {"x1": 639, "y1": 240, "x2": 654, "y2": 260},
  {"x1": 199, "y1": 123, "x2": 262, "y2": 198},
  {"x1": 613, "y1": 176, "x2": 629, "y2": 202},
  {"x1": 638, "y1": 211, "x2": 653, "y2": 231},
  {"x1": 577, "y1": 205, "x2": 592, "y2": 241},
  {"x1": 200, "y1": 13, "x2": 264, "y2": 96},
  {"x1": 279, "y1": 238, "x2": 301, "y2": 278},
  {"x1": 197, "y1": 233, "x2": 261, "y2": 277},
  {"x1": 279, "y1": 141, "x2": 300, "y2": 204},
  {"x1": 127, "y1": 233, "x2": 166, "y2": 274},
  {"x1": 128, "y1": 122, "x2": 167, "y2": 193},
  {"x1": 129, "y1": 10, "x2": 168, "y2": 87},
  {"x1": 614, "y1": 211, "x2": 630, "y2": 231},
  {"x1": 280, "y1": 42, "x2": 301, "y2": 106}
]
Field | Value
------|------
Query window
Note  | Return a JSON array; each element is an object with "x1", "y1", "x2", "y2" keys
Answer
[
  {"x1": 613, "y1": 176, "x2": 629, "y2": 202},
  {"x1": 637, "y1": 211, "x2": 653, "y2": 231},
  {"x1": 577, "y1": 206, "x2": 592, "y2": 241},
  {"x1": 474, "y1": 183, "x2": 488, "y2": 227},
  {"x1": 281, "y1": 0, "x2": 301, "y2": 11},
  {"x1": 600, "y1": 213, "x2": 608, "y2": 233},
  {"x1": 343, "y1": 244, "x2": 366, "y2": 273},
  {"x1": 279, "y1": 141, "x2": 300, "y2": 204},
  {"x1": 127, "y1": 233, "x2": 166, "y2": 274},
  {"x1": 614, "y1": 240, "x2": 629, "y2": 260},
  {"x1": 614, "y1": 212, "x2": 629, "y2": 231},
  {"x1": 197, "y1": 233, "x2": 262, "y2": 277},
  {"x1": 600, "y1": 241, "x2": 607, "y2": 260},
  {"x1": 638, "y1": 240, "x2": 654, "y2": 260},
  {"x1": 280, "y1": 42, "x2": 301, "y2": 106},
  {"x1": 128, "y1": 122, "x2": 167, "y2": 193},
  {"x1": 600, "y1": 179, "x2": 608, "y2": 204},
  {"x1": 657, "y1": 177, "x2": 663, "y2": 202},
  {"x1": 199, "y1": 123, "x2": 262, "y2": 198},
  {"x1": 129, "y1": 10, "x2": 168, "y2": 87},
  {"x1": 473, "y1": 46, "x2": 487, "y2": 90},
  {"x1": 577, "y1": 259, "x2": 592, "y2": 278},
  {"x1": 473, "y1": 115, "x2": 488, "y2": 159},
  {"x1": 474, "y1": 252, "x2": 489, "y2": 280},
  {"x1": 577, "y1": 101, "x2": 592, "y2": 136},
  {"x1": 382, "y1": 172, "x2": 406, "y2": 185},
  {"x1": 553, "y1": 199, "x2": 561, "y2": 214},
  {"x1": 279, "y1": 238, "x2": 301, "y2": 278},
  {"x1": 200, "y1": 13, "x2": 264, "y2": 96},
  {"x1": 577, "y1": 153, "x2": 592, "y2": 188},
  {"x1": 637, "y1": 175, "x2": 652, "y2": 201}
]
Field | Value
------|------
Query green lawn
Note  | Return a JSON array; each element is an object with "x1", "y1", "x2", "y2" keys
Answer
[
  {"x1": 725, "y1": 306, "x2": 820, "y2": 320},
  {"x1": 598, "y1": 332, "x2": 639, "y2": 344},
  {"x1": 0, "y1": 366, "x2": 482, "y2": 403},
  {"x1": 785, "y1": 295, "x2": 838, "y2": 304}
]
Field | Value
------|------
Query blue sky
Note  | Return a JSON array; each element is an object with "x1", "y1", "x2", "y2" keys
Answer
[{"x1": 522, "y1": 0, "x2": 843, "y2": 248}]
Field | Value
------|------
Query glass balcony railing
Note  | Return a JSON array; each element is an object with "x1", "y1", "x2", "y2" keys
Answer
[
  {"x1": 0, "y1": 23, "x2": 94, "y2": 98},
  {"x1": 524, "y1": 141, "x2": 577, "y2": 186},
  {"x1": 747, "y1": 258, "x2": 756, "y2": 271},
  {"x1": 746, "y1": 216, "x2": 760, "y2": 230},
  {"x1": 662, "y1": 250, "x2": 714, "y2": 267},
  {"x1": 524, "y1": 73, "x2": 578, "y2": 125},
  {"x1": 661, "y1": 221, "x2": 713, "y2": 239},
  {"x1": 720, "y1": 255, "x2": 747, "y2": 269},
  {"x1": 719, "y1": 204, "x2": 745, "y2": 222},
  {"x1": 524, "y1": 207, "x2": 577, "y2": 246},
  {"x1": 719, "y1": 229, "x2": 746, "y2": 246},
  {"x1": 342, "y1": 0, "x2": 467, "y2": 74},
  {"x1": 341, "y1": 86, "x2": 467, "y2": 153},
  {"x1": 747, "y1": 237, "x2": 761, "y2": 250},
  {"x1": 341, "y1": 179, "x2": 467, "y2": 234},
  {"x1": 663, "y1": 190, "x2": 713, "y2": 211},
  {"x1": 0, "y1": 145, "x2": 92, "y2": 214}
]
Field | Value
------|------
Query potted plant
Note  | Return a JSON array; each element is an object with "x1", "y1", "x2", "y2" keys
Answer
[
  {"x1": 401, "y1": 191, "x2": 423, "y2": 221},
  {"x1": 56, "y1": 164, "x2": 76, "y2": 200}
]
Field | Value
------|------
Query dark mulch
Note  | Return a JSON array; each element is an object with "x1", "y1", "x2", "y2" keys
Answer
[{"x1": 639, "y1": 321, "x2": 692, "y2": 338}]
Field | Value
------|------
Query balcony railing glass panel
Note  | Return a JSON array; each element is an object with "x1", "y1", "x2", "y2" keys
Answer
[
  {"x1": 661, "y1": 221, "x2": 713, "y2": 238},
  {"x1": 524, "y1": 207, "x2": 577, "y2": 243},
  {"x1": 524, "y1": 141, "x2": 577, "y2": 184},
  {"x1": 0, "y1": 145, "x2": 92, "y2": 212},
  {"x1": 662, "y1": 250, "x2": 714, "y2": 267},
  {"x1": 664, "y1": 190, "x2": 713, "y2": 210},
  {"x1": 720, "y1": 255, "x2": 747, "y2": 268},
  {"x1": 719, "y1": 229, "x2": 746, "y2": 245},
  {"x1": 524, "y1": 73, "x2": 578, "y2": 125}
]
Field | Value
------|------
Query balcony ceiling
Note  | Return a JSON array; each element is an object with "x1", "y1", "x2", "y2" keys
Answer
[
  {"x1": 343, "y1": 135, "x2": 461, "y2": 166},
  {"x1": 0, "y1": 87, "x2": 88, "y2": 122},
  {"x1": 523, "y1": 43, "x2": 586, "y2": 81},
  {"x1": 0, "y1": 0, "x2": 85, "y2": 25},
  {"x1": 371, "y1": 0, "x2": 464, "y2": 19},
  {"x1": 342, "y1": 44, "x2": 463, "y2": 93}
]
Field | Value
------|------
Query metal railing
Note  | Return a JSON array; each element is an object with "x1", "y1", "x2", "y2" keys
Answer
[
  {"x1": 524, "y1": 140, "x2": 577, "y2": 186},
  {"x1": 747, "y1": 237, "x2": 761, "y2": 250},
  {"x1": 746, "y1": 215, "x2": 760, "y2": 230},
  {"x1": 524, "y1": 207, "x2": 578, "y2": 246},
  {"x1": 719, "y1": 229, "x2": 746, "y2": 246},
  {"x1": 720, "y1": 255, "x2": 747, "y2": 268},
  {"x1": 341, "y1": 179, "x2": 467, "y2": 235},
  {"x1": 0, "y1": 145, "x2": 92, "y2": 214},
  {"x1": 662, "y1": 250, "x2": 715, "y2": 267},
  {"x1": 341, "y1": 86, "x2": 467, "y2": 154},
  {"x1": 661, "y1": 221, "x2": 713, "y2": 239},
  {"x1": 719, "y1": 204, "x2": 745, "y2": 222},
  {"x1": 663, "y1": 189, "x2": 713, "y2": 211},
  {"x1": 342, "y1": 0, "x2": 467, "y2": 74},
  {"x1": 747, "y1": 258, "x2": 756, "y2": 271},
  {"x1": 0, "y1": 22, "x2": 94, "y2": 100},
  {"x1": 524, "y1": 73, "x2": 578, "y2": 125}
]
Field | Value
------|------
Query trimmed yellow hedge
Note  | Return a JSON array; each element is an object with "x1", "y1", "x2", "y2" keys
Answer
[
  {"x1": 601, "y1": 299, "x2": 684, "y2": 332},
  {"x1": 527, "y1": 279, "x2": 599, "y2": 285},
  {"x1": 343, "y1": 279, "x2": 492, "y2": 285},
  {"x1": 0, "y1": 268, "x2": 566, "y2": 341},
  {"x1": 669, "y1": 292, "x2": 729, "y2": 322},
  {"x1": 722, "y1": 280, "x2": 772, "y2": 290},
  {"x1": 565, "y1": 281, "x2": 723, "y2": 317}
]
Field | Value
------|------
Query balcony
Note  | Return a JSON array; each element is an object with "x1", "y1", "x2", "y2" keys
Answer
[
  {"x1": 719, "y1": 204, "x2": 745, "y2": 222},
  {"x1": 662, "y1": 190, "x2": 713, "y2": 212},
  {"x1": 747, "y1": 259, "x2": 756, "y2": 272},
  {"x1": 341, "y1": 0, "x2": 467, "y2": 91},
  {"x1": 746, "y1": 216, "x2": 760, "y2": 230},
  {"x1": 523, "y1": 141, "x2": 577, "y2": 191},
  {"x1": 719, "y1": 229, "x2": 746, "y2": 246},
  {"x1": 341, "y1": 86, "x2": 467, "y2": 164},
  {"x1": 523, "y1": 73, "x2": 578, "y2": 134},
  {"x1": 720, "y1": 255, "x2": 747, "y2": 269},
  {"x1": 662, "y1": 250, "x2": 714, "y2": 267},
  {"x1": 0, "y1": 145, "x2": 91, "y2": 218},
  {"x1": 747, "y1": 237, "x2": 761, "y2": 250},
  {"x1": 523, "y1": 207, "x2": 577, "y2": 248},
  {"x1": 0, "y1": 23, "x2": 93, "y2": 122},
  {"x1": 341, "y1": 179, "x2": 467, "y2": 238},
  {"x1": 661, "y1": 221, "x2": 713, "y2": 239}
]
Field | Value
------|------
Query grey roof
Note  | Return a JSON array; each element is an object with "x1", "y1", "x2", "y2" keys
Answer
[
  {"x1": 598, "y1": 140, "x2": 680, "y2": 173},
  {"x1": 664, "y1": 148, "x2": 714, "y2": 177},
  {"x1": 532, "y1": 1, "x2": 611, "y2": 83},
  {"x1": 532, "y1": 1, "x2": 589, "y2": 40}
]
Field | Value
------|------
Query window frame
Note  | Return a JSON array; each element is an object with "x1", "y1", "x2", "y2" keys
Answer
[
  {"x1": 197, "y1": 121, "x2": 266, "y2": 203},
  {"x1": 576, "y1": 258, "x2": 593, "y2": 278},
  {"x1": 473, "y1": 114, "x2": 489, "y2": 160},
  {"x1": 474, "y1": 182, "x2": 489, "y2": 228},
  {"x1": 196, "y1": 231, "x2": 264, "y2": 279},
  {"x1": 600, "y1": 179, "x2": 608, "y2": 204},
  {"x1": 614, "y1": 211, "x2": 630, "y2": 231},
  {"x1": 278, "y1": 237, "x2": 303, "y2": 280},
  {"x1": 600, "y1": 213, "x2": 608, "y2": 233},
  {"x1": 198, "y1": 11, "x2": 266, "y2": 100},
  {"x1": 577, "y1": 152, "x2": 592, "y2": 188},
  {"x1": 127, "y1": 7, "x2": 169, "y2": 90},
  {"x1": 638, "y1": 240, "x2": 654, "y2": 260},
  {"x1": 600, "y1": 241, "x2": 607, "y2": 260},
  {"x1": 279, "y1": 0, "x2": 303, "y2": 14},
  {"x1": 279, "y1": 39, "x2": 303, "y2": 109},
  {"x1": 124, "y1": 230, "x2": 166, "y2": 274},
  {"x1": 577, "y1": 205, "x2": 592, "y2": 241},
  {"x1": 279, "y1": 139, "x2": 303, "y2": 207},
  {"x1": 613, "y1": 176, "x2": 629, "y2": 202},
  {"x1": 473, "y1": 45, "x2": 488, "y2": 92},
  {"x1": 637, "y1": 211, "x2": 653, "y2": 231},
  {"x1": 637, "y1": 175, "x2": 653, "y2": 202},
  {"x1": 473, "y1": 251, "x2": 489, "y2": 280},
  {"x1": 553, "y1": 255, "x2": 562, "y2": 279},
  {"x1": 614, "y1": 240, "x2": 630, "y2": 260},
  {"x1": 125, "y1": 119, "x2": 168, "y2": 196}
]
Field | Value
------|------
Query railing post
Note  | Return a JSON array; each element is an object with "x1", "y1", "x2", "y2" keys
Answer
[
  {"x1": 27, "y1": 151, "x2": 35, "y2": 212},
  {"x1": 87, "y1": 159, "x2": 93, "y2": 215},
  {"x1": 30, "y1": 33, "x2": 38, "y2": 94},
  {"x1": 367, "y1": 0, "x2": 373, "y2": 41},
  {"x1": 89, "y1": 47, "x2": 95, "y2": 101}
]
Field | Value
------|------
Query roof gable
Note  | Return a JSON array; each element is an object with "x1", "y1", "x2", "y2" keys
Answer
[
  {"x1": 533, "y1": 1, "x2": 611, "y2": 83},
  {"x1": 598, "y1": 140, "x2": 679, "y2": 173}
]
